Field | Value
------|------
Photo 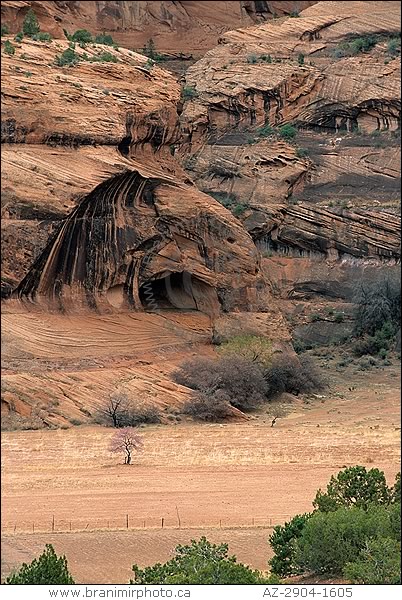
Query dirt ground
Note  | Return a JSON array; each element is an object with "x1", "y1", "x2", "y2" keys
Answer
[{"x1": 1, "y1": 361, "x2": 400, "y2": 583}]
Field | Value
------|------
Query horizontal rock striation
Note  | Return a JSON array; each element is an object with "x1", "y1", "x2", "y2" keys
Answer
[
  {"x1": 247, "y1": 203, "x2": 401, "y2": 261},
  {"x1": 0, "y1": 1, "x2": 317, "y2": 53},
  {"x1": 2, "y1": 37, "x2": 264, "y2": 317}
]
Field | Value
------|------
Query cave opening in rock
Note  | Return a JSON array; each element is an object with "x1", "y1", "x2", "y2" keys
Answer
[{"x1": 139, "y1": 271, "x2": 216, "y2": 313}]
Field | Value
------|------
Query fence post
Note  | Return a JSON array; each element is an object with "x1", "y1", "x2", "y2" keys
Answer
[
  {"x1": 126, "y1": 514, "x2": 129, "y2": 529},
  {"x1": 143, "y1": 520, "x2": 146, "y2": 528},
  {"x1": 70, "y1": 521, "x2": 72, "y2": 531},
  {"x1": 219, "y1": 519, "x2": 222, "y2": 529},
  {"x1": 32, "y1": 523, "x2": 35, "y2": 533},
  {"x1": 161, "y1": 517, "x2": 164, "y2": 529},
  {"x1": 52, "y1": 515, "x2": 55, "y2": 532},
  {"x1": 175, "y1": 505, "x2": 181, "y2": 529}
]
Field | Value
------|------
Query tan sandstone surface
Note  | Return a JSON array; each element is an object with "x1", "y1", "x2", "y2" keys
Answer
[{"x1": 1, "y1": 1, "x2": 317, "y2": 54}]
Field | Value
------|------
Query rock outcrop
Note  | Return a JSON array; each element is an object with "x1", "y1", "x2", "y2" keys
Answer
[
  {"x1": 1, "y1": 38, "x2": 263, "y2": 316},
  {"x1": 0, "y1": 1, "x2": 317, "y2": 54},
  {"x1": 179, "y1": 1, "x2": 401, "y2": 266}
]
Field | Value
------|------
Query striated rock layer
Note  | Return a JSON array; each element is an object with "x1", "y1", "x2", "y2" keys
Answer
[
  {"x1": 179, "y1": 1, "x2": 401, "y2": 266},
  {"x1": 0, "y1": 1, "x2": 317, "y2": 54}
]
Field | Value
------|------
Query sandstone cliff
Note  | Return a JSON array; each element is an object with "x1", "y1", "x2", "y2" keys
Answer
[
  {"x1": 2, "y1": 37, "x2": 265, "y2": 317},
  {"x1": 1, "y1": 1, "x2": 317, "y2": 54},
  {"x1": 179, "y1": 0, "x2": 401, "y2": 264}
]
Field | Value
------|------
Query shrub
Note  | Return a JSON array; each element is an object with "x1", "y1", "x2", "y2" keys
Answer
[
  {"x1": 174, "y1": 355, "x2": 268, "y2": 413},
  {"x1": 294, "y1": 504, "x2": 397, "y2": 576},
  {"x1": 14, "y1": 32, "x2": 24, "y2": 42},
  {"x1": 392, "y1": 472, "x2": 401, "y2": 504},
  {"x1": 265, "y1": 355, "x2": 326, "y2": 398},
  {"x1": 55, "y1": 48, "x2": 79, "y2": 66},
  {"x1": 1, "y1": 24, "x2": 10, "y2": 36},
  {"x1": 387, "y1": 37, "x2": 401, "y2": 56},
  {"x1": 354, "y1": 276, "x2": 400, "y2": 337},
  {"x1": 37, "y1": 32, "x2": 52, "y2": 42},
  {"x1": 247, "y1": 53, "x2": 258, "y2": 64},
  {"x1": 352, "y1": 322, "x2": 395, "y2": 357},
  {"x1": 310, "y1": 313, "x2": 320, "y2": 322},
  {"x1": 258, "y1": 123, "x2": 275, "y2": 137},
  {"x1": 71, "y1": 29, "x2": 92, "y2": 44},
  {"x1": 141, "y1": 38, "x2": 165, "y2": 61},
  {"x1": 344, "y1": 537, "x2": 401, "y2": 584},
  {"x1": 183, "y1": 390, "x2": 232, "y2": 422},
  {"x1": 3, "y1": 40, "x2": 15, "y2": 55},
  {"x1": 269, "y1": 513, "x2": 312, "y2": 576},
  {"x1": 289, "y1": 11, "x2": 300, "y2": 17},
  {"x1": 94, "y1": 33, "x2": 115, "y2": 46},
  {"x1": 94, "y1": 51, "x2": 118, "y2": 63},
  {"x1": 5, "y1": 544, "x2": 74, "y2": 584},
  {"x1": 279, "y1": 124, "x2": 297, "y2": 140},
  {"x1": 181, "y1": 85, "x2": 198, "y2": 100},
  {"x1": 260, "y1": 54, "x2": 272, "y2": 63},
  {"x1": 131, "y1": 537, "x2": 268, "y2": 584},
  {"x1": 297, "y1": 53, "x2": 305, "y2": 65},
  {"x1": 313, "y1": 465, "x2": 393, "y2": 512},
  {"x1": 96, "y1": 392, "x2": 161, "y2": 427},
  {"x1": 232, "y1": 203, "x2": 248, "y2": 217},
  {"x1": 334, "y1": 312, "x2": 344, "y2": 323},
  {"x1": 22, "y1": 9, "x2": 40, "y2": 37},
  {"x1": 295, "y1": 147, "x2": 308, "y2": 158}
]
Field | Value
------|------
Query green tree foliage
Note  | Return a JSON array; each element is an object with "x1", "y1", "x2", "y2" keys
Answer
[
  {"x1": 181, "y1": 85, "x2": 198, "y2": 100},
  {"x1": 3, "y1": 40, "x2": 15, "y2": 55},
  {"x1": 22, "y1": 9, "x2": 40, "y2": 37},
  {"x1": 387, "y1": 37, "x2": 401, "y2": 56},
  {"x1": 313, "y1": 466, "x2": 393, "y2": 512},
  {"x1": 94, "y1": 33, "x2": 115, "y2": 46},
  {"x1": 1, "y1": 24, "x2": 10, "y2": 36},
  {"x1": 142, "y1": 38, "x2": 165, "y2": 62},
  {"x1": 297, "y1": 53, "x2": 305, "y2": 65},
  {"x1": 6, "y1": 544, "x2": 75, "y2": 584},
  {"x1": 278, "y1": 124, "x2": 297, "y2": 140},
  {"x1": 269, "y1": 514, "x2": 312, "y2": 576},
  {"x1": 344, "y1": 537, "x2": 401, "y2": 584},
  {"x1": 294, "y1": 505, "x2": 398, "y2": 576},
  {"x1": 55, "y1": 48, "x2": 79, "y2": 67},
  {"x1": 131, "y1": 537, "x2": 271, "y2": 584},
  {"x1": 71, "y1": 29, "x2": 93, "y2": 44},
  {"x1": 392, "y1": 472, "x2": 401, "y2": 503}
]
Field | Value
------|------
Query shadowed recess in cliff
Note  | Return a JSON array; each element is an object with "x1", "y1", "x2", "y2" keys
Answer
[{"x1": 14, "y1": 169, "x2": 223, "y2": 314}]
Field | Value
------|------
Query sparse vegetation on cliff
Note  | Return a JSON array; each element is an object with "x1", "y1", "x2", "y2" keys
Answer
[
  {"x1": 3, "y1": 40, "x2": 15, "y2": 55},
  {"x1": 22, "y1": 9, "x2": 40, "y2": 37}
]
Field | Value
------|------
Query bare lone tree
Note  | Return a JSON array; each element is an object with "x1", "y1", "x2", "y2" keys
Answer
[
  {"x1": 105, "y1": 393, "x2": 129, "y2": 428},
  {"x1": 109, "y1": 428, "x2": 143, "y2": 465}
]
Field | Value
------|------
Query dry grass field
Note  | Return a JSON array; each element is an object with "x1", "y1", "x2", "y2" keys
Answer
[{"x1": 2, "y1": 361, "x2": 400, "y2": 583}]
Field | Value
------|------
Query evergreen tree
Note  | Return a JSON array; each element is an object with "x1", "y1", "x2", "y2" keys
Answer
[
  {"x1": 22, "y1": 9, "x2": 40, "y2": 37},
  {"x1": 6, "y1": 544, "x2": 75, "y2": 584}
]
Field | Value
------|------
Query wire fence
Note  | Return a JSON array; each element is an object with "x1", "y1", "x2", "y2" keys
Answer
[{"x1": 2, "y1": 514, "x2": 294, "y2": 535}]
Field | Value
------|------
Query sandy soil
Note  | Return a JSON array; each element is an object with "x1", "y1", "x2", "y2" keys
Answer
[{"x1": 1, "y1": 363, "x2": 400, "y2": 583}]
